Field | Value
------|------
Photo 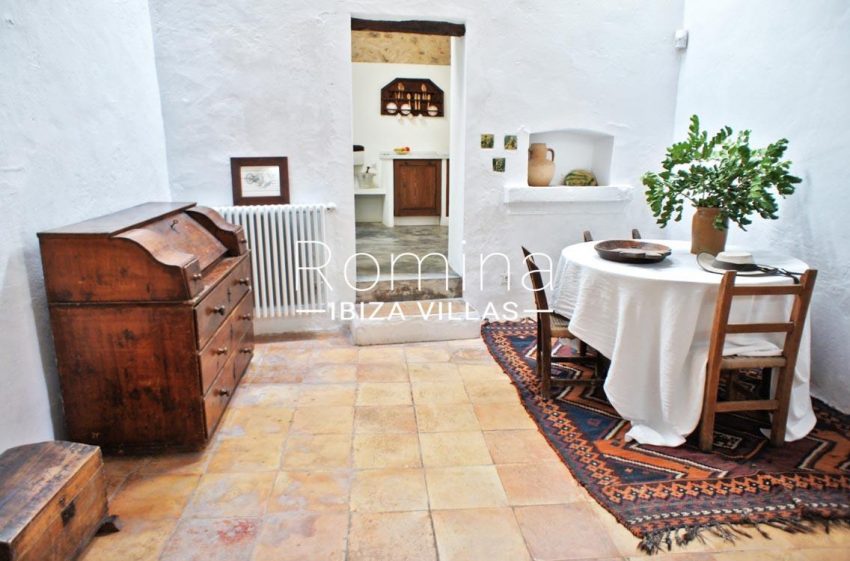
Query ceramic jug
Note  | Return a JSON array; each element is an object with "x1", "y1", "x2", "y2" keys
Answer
[{"x1": 528, "y1": 143, "x2": 555, "y2": 186}]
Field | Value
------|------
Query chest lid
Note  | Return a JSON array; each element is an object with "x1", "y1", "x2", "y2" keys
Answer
[{"x1": 0, "y1": 442, "x2": 102, "y2": 558}]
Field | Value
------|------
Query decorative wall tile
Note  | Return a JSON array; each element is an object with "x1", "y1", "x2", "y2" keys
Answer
[
  {"x1": 492, "y1": 158, "x2": 506, "y2": 173},
  {"x1": 480, "y1": 134, "x2": 494, "y2": 149},
  {"x1": 504, "y1": 135, "x2": 518, "y2": 150}
]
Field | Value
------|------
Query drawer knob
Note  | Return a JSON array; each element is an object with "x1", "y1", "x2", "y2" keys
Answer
[
  {"x1": 240, "y1": 347, "x2": 253, "y2": 354},
  {"x1": 240, "y1": 314, "x2": 252, "y2": 321},
  {"x1": 216, "y1": 388, "x2": 231, "y2": 397},
  {"x1": 212, "y1": 305, "x2": 226, "y2": 315},
  {"x1": 192, "y1": 273, "x2": 203, "y2": 281},
  {"x1": 238, "y1": 278, "x2": 251, "y2": 286},
  {"x1": 216, "y1": 347, "x2": 229, "y2": 355}
]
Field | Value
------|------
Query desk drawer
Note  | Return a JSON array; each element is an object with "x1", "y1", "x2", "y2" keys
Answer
[
  {"x1": 198, "y1": 318, "x2": 233, "y2": 394},
  {"x1": 203, "y1": 352, "x2": 238, "y2": 437},
  {"x1": 233, "y1": 333, "x2": 254, "y2": 384},
  {"x1": 231, "y1": 292, "x2": 254, "y2": 347},
  {"x1": 195, "y1": 258, "x2": 251, "y2": 346},
  {"x1": 226, "y1": 258, "x2": 253, "y2": 309}
]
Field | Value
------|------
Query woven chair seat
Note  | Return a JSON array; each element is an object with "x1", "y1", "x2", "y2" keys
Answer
[{"x1": 549, "y1": 313, "x2": 574, "y2": 339}]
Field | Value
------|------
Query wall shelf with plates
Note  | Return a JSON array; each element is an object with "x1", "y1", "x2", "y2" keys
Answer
[{"x1": 380, "y1": 78, "x2": 444, "y2": 117}]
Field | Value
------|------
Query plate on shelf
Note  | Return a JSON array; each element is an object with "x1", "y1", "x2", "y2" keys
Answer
[{"x1": 594, "y1": 240, "x2": 672, "y2": 264}]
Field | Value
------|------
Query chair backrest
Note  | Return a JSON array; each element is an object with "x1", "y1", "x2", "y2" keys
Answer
[
  {"x1": 707, "y1": 270, "x2": 818, "y2": 373},
  {"x1": 583, "y1": 229, "x2": 641, "y2": 242},
  {"x1": 521, "y1": 247, "x2": 549, "y2": 311}
]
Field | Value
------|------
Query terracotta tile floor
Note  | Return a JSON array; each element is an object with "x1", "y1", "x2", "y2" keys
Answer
[{"x1": 80, "y1": 332, "x2": 850, "y2": 561}]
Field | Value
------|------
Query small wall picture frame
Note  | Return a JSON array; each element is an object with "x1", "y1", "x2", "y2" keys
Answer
[
  {"x1": 480, "y1": 134, "x2": 494, "y2": 149},
  {"x1": 504, "y1": 135, "x2": 518, "y2": 150},
  {"x1": 230, "y1": 157, "x2": 290, "y2": 206}
]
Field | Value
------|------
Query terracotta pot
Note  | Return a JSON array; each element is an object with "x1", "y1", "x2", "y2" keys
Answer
[
  {"x1": 691, "y1": 207, "x2": 728, "y2": 255},
  {"x1": 528, "y1": 143, "x2": 556, "y2": 186}
]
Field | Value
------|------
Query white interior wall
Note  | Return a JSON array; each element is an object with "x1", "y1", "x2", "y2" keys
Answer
[
  {"x1": 458, "y1": 1, "x2": 683, "y2": 311},
  {"x1": 149, "y1": 0, "x2": 683, "y2": 316},
  {"x1": 148, "y1": 2, "x2": 359, "y2": 305},
  {"x1": 447, "y1": 36, "x2": 467, "y2": 275},
  {"x1": 667, "y1": 0, "x2": 850, "y2": 411},
  {"x1": 0, "y1": 0, "x2": 171, "y2": 452}
]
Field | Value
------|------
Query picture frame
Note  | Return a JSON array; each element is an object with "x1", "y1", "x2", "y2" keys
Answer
[{"x1": 230, "y1": 157, "x2": 290, "y2": 206}]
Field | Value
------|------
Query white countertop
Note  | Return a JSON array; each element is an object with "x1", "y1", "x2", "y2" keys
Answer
[{"x1": 378, "y1": 151, "x2": 449, "y2": 160}]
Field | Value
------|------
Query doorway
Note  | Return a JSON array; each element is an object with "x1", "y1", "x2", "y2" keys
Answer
[{"x1": 350, "y1": 18, "x2": 466, "y2": 302}]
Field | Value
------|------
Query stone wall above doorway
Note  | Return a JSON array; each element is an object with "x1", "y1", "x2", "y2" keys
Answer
[{"x1": 352, "y1": 31, "x2": 450, "y2": 65}]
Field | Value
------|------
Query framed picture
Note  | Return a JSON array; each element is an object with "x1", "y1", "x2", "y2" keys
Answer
[{"x1": 230, "y1": 157, "x2": 290, "y2": 205}]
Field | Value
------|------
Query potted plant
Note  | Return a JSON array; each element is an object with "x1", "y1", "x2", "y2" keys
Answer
[{"x1": 643, "y1": 115, "x2": 800, "y2": 254}]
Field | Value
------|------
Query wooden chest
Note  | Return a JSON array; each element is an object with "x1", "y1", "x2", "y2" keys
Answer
[
  {"x1": 0, "y1": 442, "x2": 109, "y2": 561},
  {"x1": 38, "y1": 203, "x2": 255, "y2": 452}
]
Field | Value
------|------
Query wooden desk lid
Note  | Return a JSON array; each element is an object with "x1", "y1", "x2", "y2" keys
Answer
[
  {"x1": 37, "y1": 203, "x2": 246, "y2": 303},
  {"x1": 0, "y1": 442, "x2": 102, "y2": 554},
  {"x1": 37, "y1": 202, "x2": 196, "y2": 238},
  {"x1": 118, "y1": 212, "x2": 226, "y2": 272}
]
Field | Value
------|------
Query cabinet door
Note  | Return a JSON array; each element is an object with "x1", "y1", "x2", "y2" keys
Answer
[{"x1": 393, "y1": 159, "x2": 441, "y2": 216}]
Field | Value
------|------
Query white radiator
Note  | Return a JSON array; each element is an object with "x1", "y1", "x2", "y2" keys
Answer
[{"x1": 216, "y1": 204, "x2": 331, "y2": 318}]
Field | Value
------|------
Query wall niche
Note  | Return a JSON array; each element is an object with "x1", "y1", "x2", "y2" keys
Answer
[{"x1": 528, "y1": 129, "x2": 614, "y2": 186}]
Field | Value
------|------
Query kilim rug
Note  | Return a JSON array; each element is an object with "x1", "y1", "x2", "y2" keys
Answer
[{"x1": 481, "y1": 319, "x2": 850, "y2": 554}]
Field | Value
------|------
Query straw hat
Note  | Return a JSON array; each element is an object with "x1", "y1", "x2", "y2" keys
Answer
[{"x1": 696, "y1": 251, "x2": 766, "y2": 276}]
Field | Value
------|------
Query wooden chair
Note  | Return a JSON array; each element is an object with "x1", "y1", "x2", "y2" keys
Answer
[
  {"x1": 582, "y1": 229, "x2": 642, "y2": 242},
  {"x1": 699, "y1": 270, "x2": 817, "y2": 451},
  {"x1": 522, "y1": 247, "x2": 601, "y2": 397}
]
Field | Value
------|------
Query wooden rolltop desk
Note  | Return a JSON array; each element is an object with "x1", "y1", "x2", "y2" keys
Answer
[{"x1": 38, "y1": 202, "x2": 255, "y2": 452}]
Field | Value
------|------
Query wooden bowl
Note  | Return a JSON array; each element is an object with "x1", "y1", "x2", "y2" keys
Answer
[{"x1": 594, "y1": 240, "x2": 672, "y2": 264}]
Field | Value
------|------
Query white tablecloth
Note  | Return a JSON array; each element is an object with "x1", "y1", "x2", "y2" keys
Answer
[{"x1": 550, "y1": 240, "x2": 816, "y2": 447}]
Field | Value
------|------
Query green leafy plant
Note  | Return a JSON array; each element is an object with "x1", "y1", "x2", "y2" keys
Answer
[{"x1": 643, "y1": 115, "x2": 800, "y2": 230}]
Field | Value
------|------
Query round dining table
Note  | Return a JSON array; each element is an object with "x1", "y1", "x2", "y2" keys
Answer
[{"x1": 550, "y1": 239, "x2": 815, "y2": 447}]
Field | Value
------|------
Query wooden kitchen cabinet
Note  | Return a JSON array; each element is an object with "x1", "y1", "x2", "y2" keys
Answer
[{"x1": 393, "y1": 159, "x2": 441, "y2": 216}]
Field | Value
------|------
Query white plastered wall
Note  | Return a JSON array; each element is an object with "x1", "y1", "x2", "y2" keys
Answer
[
  {"x1": 456, "y1": 1, "x2": 683, "y2": 313},
  {"x1": 667, "y1": 0, "x2": 850, "y2": 411},
  {"x1": 0, "y1": 1, "x2": 171, "y2": 452},
  {"x1": 148, "y1": 0, "x2": 684, "y2": 316}
]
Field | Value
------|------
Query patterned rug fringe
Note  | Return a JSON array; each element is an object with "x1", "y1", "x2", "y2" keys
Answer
[
  {"x1": 480, "y1": 320, "x2": 850, "y2": 556},
  {"x1": 637, "y1": 508, "x2": 849, "y2": 554}
]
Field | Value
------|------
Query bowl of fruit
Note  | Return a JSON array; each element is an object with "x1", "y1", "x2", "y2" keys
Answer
[{"x1": 393, "y1": 146, "x2": 411, "y2": 155}]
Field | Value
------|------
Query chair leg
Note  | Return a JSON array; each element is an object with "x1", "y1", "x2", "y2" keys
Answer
[
  {"x1": 699, "y1": 366, "x2": 722, "y2": 451},
  {"x1": 535, "y1": 318, "x2": 543, "y2": 381},
  {"x1": 759, "y1": 367, "x2": 773, "y2": 400},
  {"x1": 540, "y1": 336, "x2": 552, "y2": 398},
  {"x1": 593, "y1": 352, "x2": 602, "y2": 381},
  {"x1": 770, "y1": 367, "x2": 793, "y2": 446}
]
